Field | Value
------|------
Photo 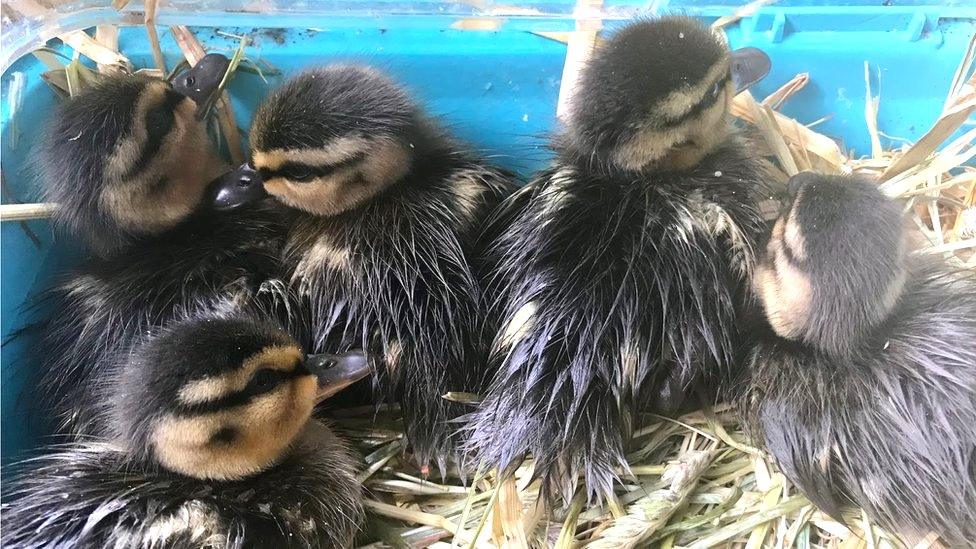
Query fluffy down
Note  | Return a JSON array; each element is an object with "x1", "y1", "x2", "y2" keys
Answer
[
  {"x1": 741, "y1": 258, "x2": 976, "y2": 546},
  {"x1": 466, "y1": 140, "x2": 769, "y2": 503},
  {"x1": 0, "y1": 423, "x2": 363, "y2": 549}
]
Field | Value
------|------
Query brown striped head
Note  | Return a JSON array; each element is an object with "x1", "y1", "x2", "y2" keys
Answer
[
  {"x1": 754, "y1": 172, "x2": 907, "y2": 355},
  {"x1": 235, "y1": 65, "x2": 417, "y2": 217},
  {"x1": 566, "y1": 17, "x2": 770, "y2": 172},
  {"x1": 42, "y1": 62, "x2": 229, "y2": 257},
  {"x1": 111, "y1": 317, "x2": 370, "y2": 480}
]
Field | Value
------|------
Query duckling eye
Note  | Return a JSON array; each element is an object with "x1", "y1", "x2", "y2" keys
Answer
[
  {"x1": 245, "y1": 368, "x2": 284, "y2": 397},
  {"x1": 283, "y1": 165, "x2": 315, "y2": 182},
  {"x1": 710, "y1": 81, "x2": 723, "y2": 99}
]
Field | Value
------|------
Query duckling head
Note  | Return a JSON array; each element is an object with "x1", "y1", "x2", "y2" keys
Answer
[
  {"x1": 564, "y1": 16, "x2": 770, "y2": 172},
  {"x1": 41, "y1": 55, "x2": 230, "y2": 258},
  {"x1": 111, "y1": 317, "x2": 370, "y2": 480},
  {"x1": 212, "y1": 65, "x2": 419, "y2": 215},
  {"x1": 754, "y1": 172, "x2": 907, "y2": 355}
]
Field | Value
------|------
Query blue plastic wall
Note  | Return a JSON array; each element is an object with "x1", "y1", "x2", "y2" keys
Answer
[{"x1": 2, "y1": 3, "x2": 974, "y2": 463}]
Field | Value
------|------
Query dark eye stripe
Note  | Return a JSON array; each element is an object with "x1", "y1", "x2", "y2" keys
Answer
[
  {"x1": 127, "y1": 90, "x2": 185, "y2": 178},
  {"x1": 778, "y1": 237, "x2": 797, "y2": 264},
  {"x1": 658, "y1": 76, "x2": 729, "y2": 128},
  {"x1": 260, "y1": 151, "x2": 367, "y2": 182},
  {"x1": 175, "y1": 368, "x2": 306, "y2": 416}
]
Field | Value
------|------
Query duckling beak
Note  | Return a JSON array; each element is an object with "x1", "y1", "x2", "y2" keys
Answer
[
  {"x1": 729, "y1": 47, "x2": 771, "y2": 94},
  {"x1": 171, "y1": 53, "x2": 231, "y2": 120},
  {"x1": 787, "y1": 171, "x2": 819, "y2": 197},
  {"x1": 209, "y1": 163, "x2": 268, "y2": 211},
  {"x1": 305, "y1": 351, "x2": 371, "y2": 401}
]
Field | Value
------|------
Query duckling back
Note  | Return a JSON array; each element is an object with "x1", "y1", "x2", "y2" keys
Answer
[
  {"x1": 465, "y1": 16, "x2": 772, "y2": 503},
  {"x1": 741, "y1": 173, "x2": 976, "y2": 545},
  {"x1": 1, "y1": 423, "x2": 362, "y2": 549}
]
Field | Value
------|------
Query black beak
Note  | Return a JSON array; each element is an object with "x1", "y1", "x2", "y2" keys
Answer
[
  {"x1": 208, "y1": 163, "x2": 268, "y2": 211},
  {"x1": 304, "y1": 351, "x2": 371, "y2": 401},
  {"x1": 730, "y1": 47, "x2": 772, "y2": 94},
  {"x1": 787, "y1": 171, "x2": 820, "y2": 197},
  {"x1": 171, "y1": 53, "x2": 231, "y2": 120}
]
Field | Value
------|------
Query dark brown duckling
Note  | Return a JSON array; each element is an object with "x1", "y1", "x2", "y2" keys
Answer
[
  {"x1": 209, "y1": 65, "x2": 516, "y2": 471},
  {"x1": 741, "y1": 171, "x2": 976, "y2": 545},
  {"x1": 2, "y1": 315, "x2": 368, "y2": 548},
  {"x1": 464, "y1": 16, "x2": 773, "y2": 504}
]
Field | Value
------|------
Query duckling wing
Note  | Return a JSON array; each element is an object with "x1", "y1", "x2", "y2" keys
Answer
[
  {"x1": 740, "y1": 262, "x2": 976, "y2": 545},
  {"x1": 465, "y1": 167, "x2": 655, "y2": 503},
  {"x1": 285, "y1": 164, "x2": 515, "y2": 470},
  {"x1": 466, "y1": 152, "x2": 768, "y2": 503},
  {"x1": 28, "y1": 206, "x2": 291, "y2": 436},
  {"x1": 0, "y1": 433, "x2": 363, "y2": 549}
]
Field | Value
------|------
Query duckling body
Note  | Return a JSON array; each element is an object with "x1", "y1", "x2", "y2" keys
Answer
[
  {"x1": 741, "y1": 173, "x2": 976, "y2": 545},
  {"x1": 214, "y1": 66, "x2": 515, "y2": 467},
  {"x1": 32, "y1": 64, "x2": 295, "y2": 435},
  {"x1": 2, "y1": 316, "x2": 367, "y2": 548},
  {"x1": 465, "y1": 17, "x2": 772, "y2": 502}
]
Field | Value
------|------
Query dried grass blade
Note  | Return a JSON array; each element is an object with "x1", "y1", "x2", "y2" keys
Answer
[
  {"x1": 744, "y1": 475, "x2": 783, "y2": 549},
  {"x1": 864, "y1": 62, "x2": 883, "y2": 160},
  {"x1": 557, "y1": 29, "x2": 600, "y2": 121},
  {"x1": 732, "y1": 91, "x2": 846, "y2": 167},
  {"x1": 587, "y1": 450, "x2": 718, "y2": 549},
  {"x1": 882, "y1": 99, "x2": 976, "y2": 181},
  {"x1": 62, "y1": 30, "x2": 129, "y2": 68},
  {"x1": 94, "y1": 26, "x2": 120, "y2": 74},
  {"x1": 555, "y1": 490, "x2": 586, "y2": 549},
  {"x1": 144, "y1": 0, "x2": 166, "y2": 72},
  {"x1": 364, "y1": 500, "x2": 458, "y2": 535},
  {"x1": 0, "y1": 203, "x2": 58, "y2": 222},
  {"x1": 443, "y1": 392, "x2": 481, "y2": 405},
  {"x1": 685, "y1": 495, "x2": 807, "y2": 549},
  {"x1": 491, "y1": 477, "x2": 527, "y2": 547},
  {"x1": 943, "y1": 32, "x2": 976, "y2": 113},
  {"x1": 711, "y1": 0, "x2": 778, "y2": 30},
  {"x1": 761, "y1": 72, "x2": 809, "y2": 109}
]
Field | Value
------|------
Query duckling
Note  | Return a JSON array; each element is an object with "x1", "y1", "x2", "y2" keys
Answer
[
  {"x1": 463, "y1": 16, "x2": 773, "y2": 503},
  {"x1": 1, "y1": 315, "x2": 368, "y2": 548},
  {"x1": 210, "y1": 65, "x2": 516, "y2": 469},
  {"x1": 740, "y1": 172, "x2": 976, "y2": 546},
  {"x1": 33, "y1": 57, "x2": 294, "y2": 435}
]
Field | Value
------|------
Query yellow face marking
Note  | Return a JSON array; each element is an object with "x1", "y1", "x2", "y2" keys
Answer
[
  {"x1": 783, "y1": 191, "x2": 809, "y2": 261},
  {"x1": 754, "y1": 218, "x2": 813, "y2": 339},
  {"x1": 154, "y1": 344, "x2": 315, "y2": 480},
  {"x1": 451, "y1": 169, "x2": 489, "y2": 224},
  {"x1": 177, "y1": 345, "x2": 303, "y2": 405},
  {"x1": 612, "y1": 81, "x2": 732, "y2": 171},
  {"x1": 654, "y1": 59, "x2": 730, "y2": 120},
  {"x1": 252, "y1": 136, "x2": 371, "y2": 172},
  {"x1": 101, "y1": 82, "x2": 224, "y2": 234},
  {"x1": 260, "y1": 139, "x2": 410, "y2": 217}
]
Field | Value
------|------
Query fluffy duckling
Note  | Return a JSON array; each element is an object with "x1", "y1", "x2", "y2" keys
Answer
[
  {"x1": 211, "y1": 65, "x2": 515, "y2": 469},
  {"x1": 464, "y1": 16, "x2": 773, "y2": 503},
  {"x1": 741, "y1": 172, "x2": 976, "y2": 545},
  {"x1": 34, "y1": 57, "x2": 294, "y2": 435},
  {"x1": 2, "y1": 315, "x2": 368, "y2": 548}
]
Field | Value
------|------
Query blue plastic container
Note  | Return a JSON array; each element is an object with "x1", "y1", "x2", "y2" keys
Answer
[{"x1": 2, "y1": 0, "x2": 974, "y2": 463}]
